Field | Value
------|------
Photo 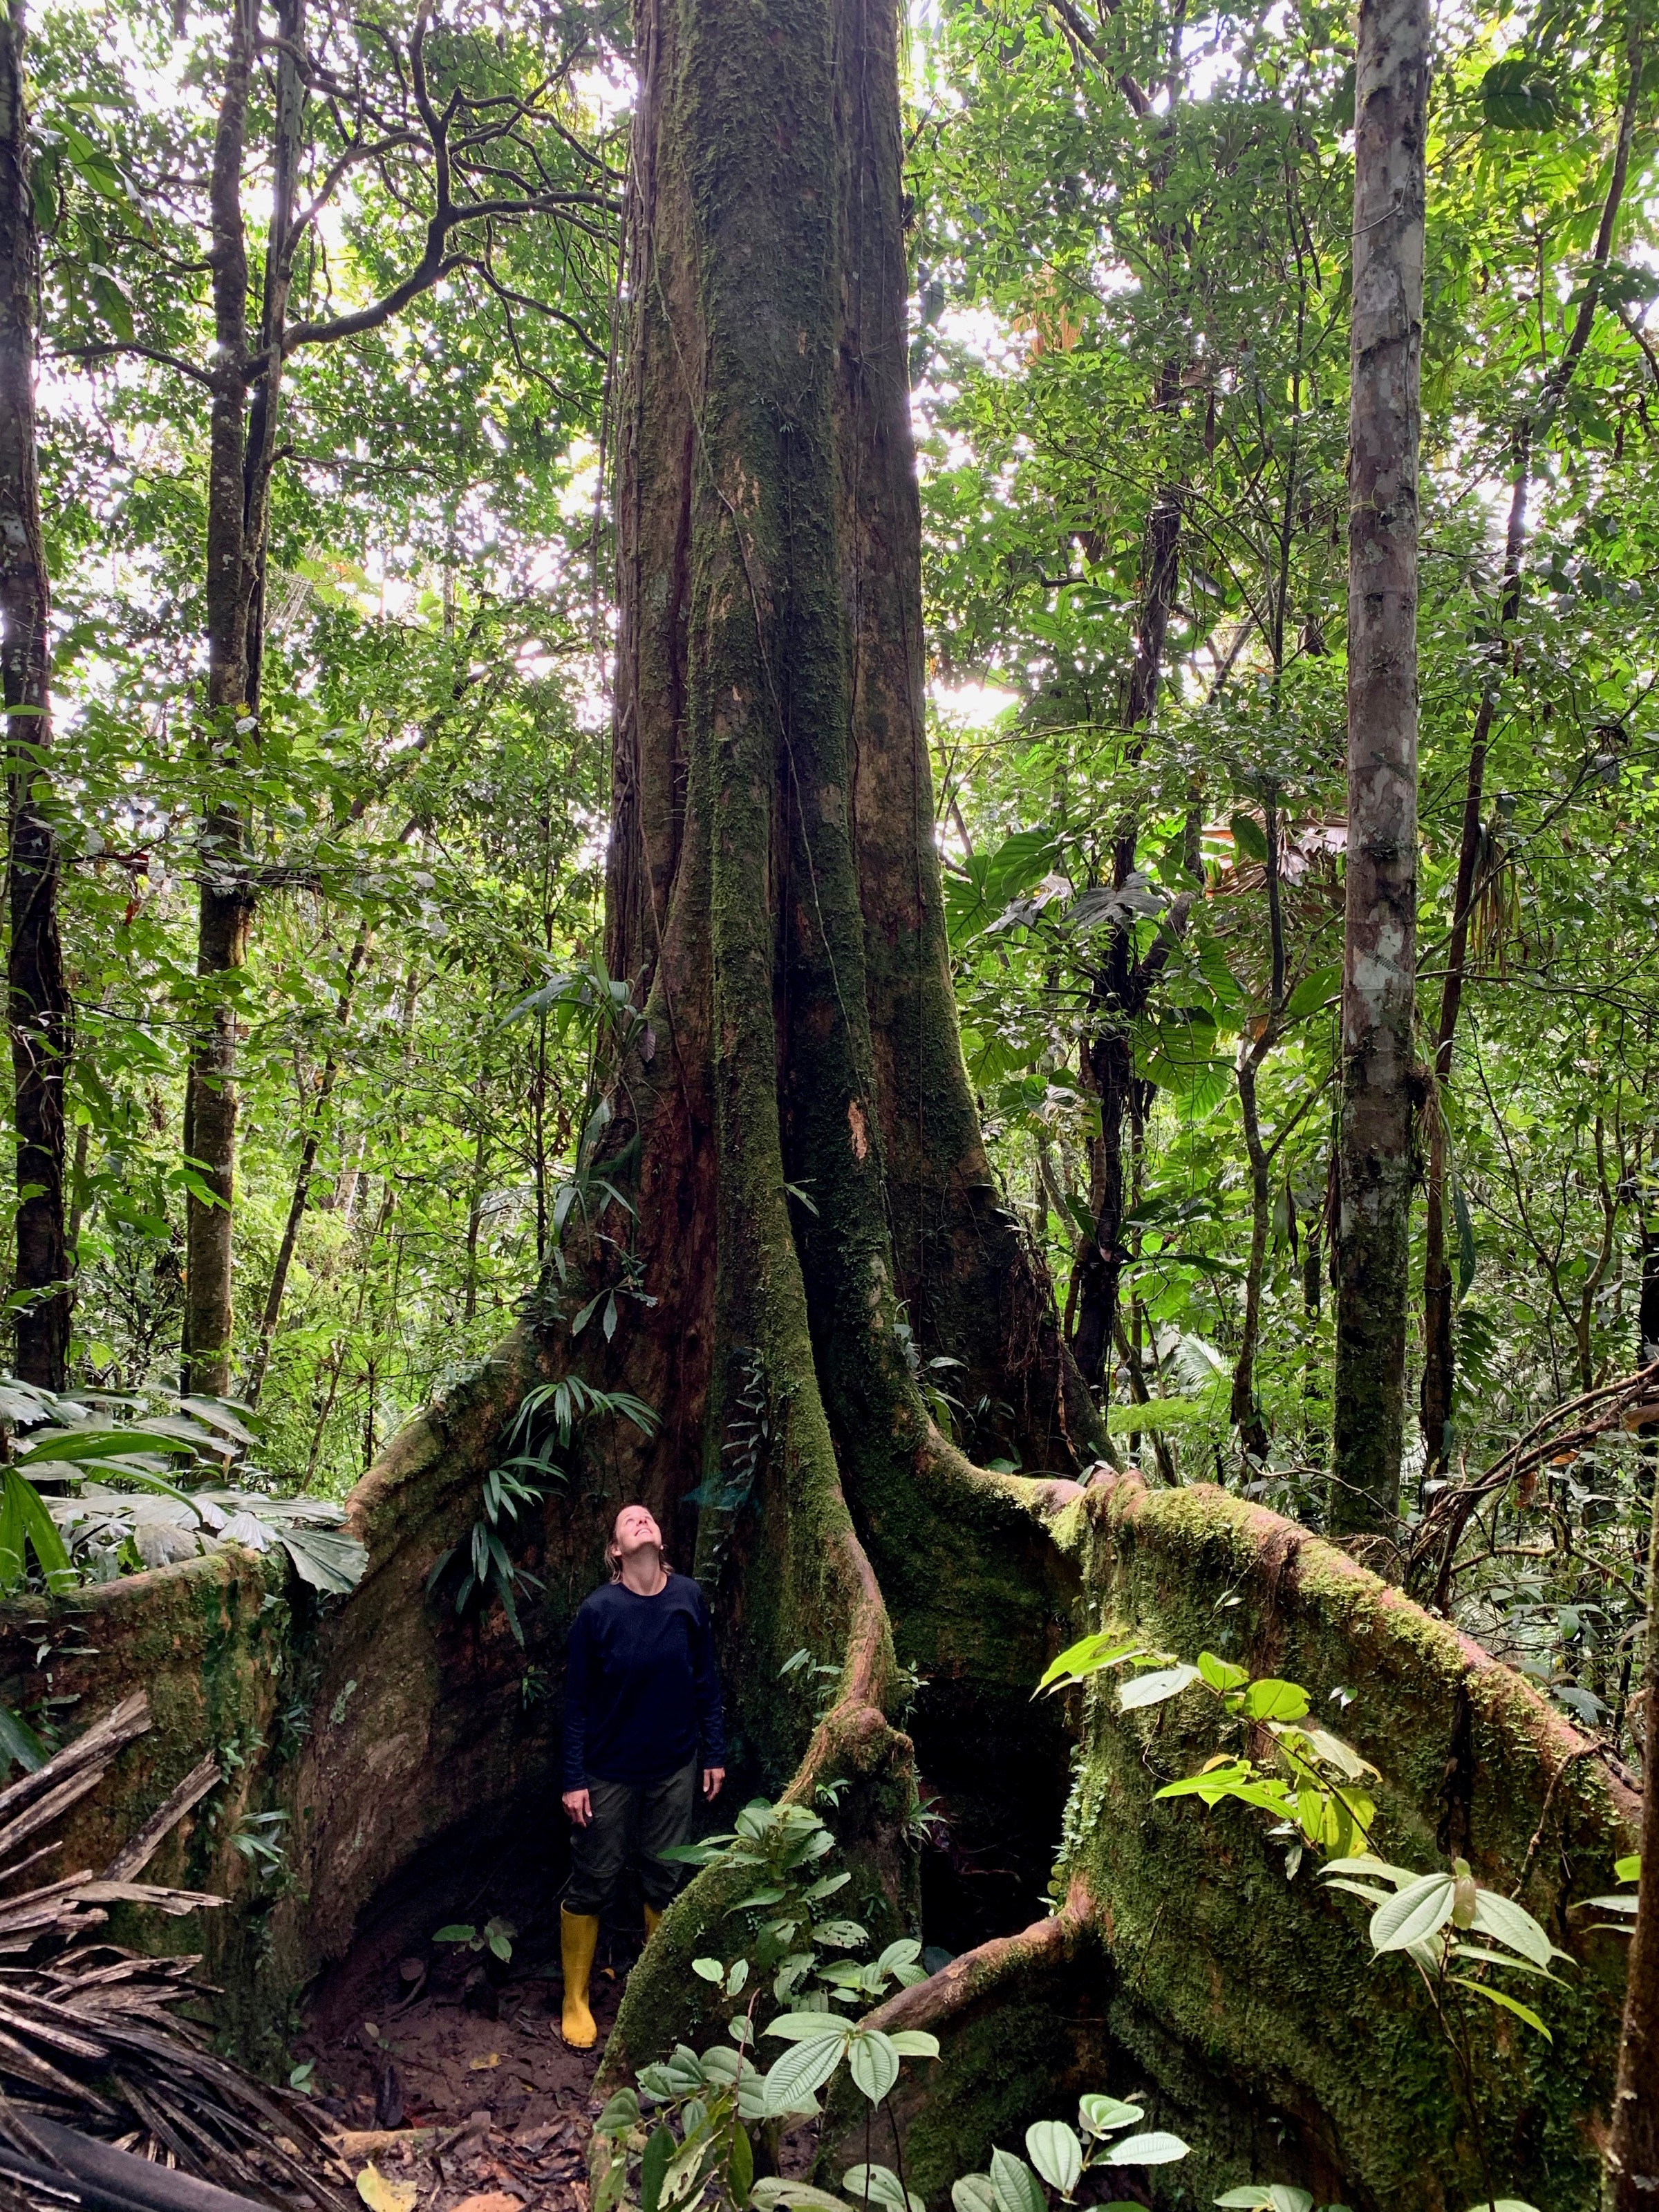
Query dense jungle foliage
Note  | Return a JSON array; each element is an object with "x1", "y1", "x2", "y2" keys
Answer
[{"x1": 0, "y1": 0, "x2": 1655, "y2": 1779}]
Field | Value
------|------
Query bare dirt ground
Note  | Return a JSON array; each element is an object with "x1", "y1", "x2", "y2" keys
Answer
[{"x1": 293, "y1": 1901, "x2": 646, "y2": 2212}]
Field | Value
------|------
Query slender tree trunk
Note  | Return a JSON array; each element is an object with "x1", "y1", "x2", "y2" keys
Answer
[
  {"x1": 1231, "y1": 1059, "x2": 1273, "y2": 1461},
  {"x1": 1331, "y1": 0, "x2": 1427, "y2": 1538},
  {"x1": 1604, "y1": 1463, "x2": 1659, "y2": 2206},
  {"x1": 183, "y1": 0, "x2": 305, "y2": 1395},
  {"x1": 1070, "y1": 402, "x2": 1182, "y2": 1391},
  {"x1": 0, "y1": 0, "x2": 70, "y2": 1390},
  {"x1": 244, "y1": 915, "x2": 369, "y2": 1405},
  {"x1": 1421, "y1": 32, "x2": 1642, "y2": 1470}
]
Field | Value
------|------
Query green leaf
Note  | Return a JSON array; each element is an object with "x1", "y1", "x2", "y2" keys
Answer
[
  {"x1": 641, "y1": 2127, "x2": 675, "y2": 2212},
  {"x1": 762, "y1": 2032, "x2": 846, "y2": 2112},
  {"x1": 1614, "y1": 1855, "x2": 1641, "y2": 1883},
  {"x1": 750, "y1": 2186, "x2": 851, "y2": 2212},
  {"x1": 1239, "y1": 1678, "x2": 1310, "y2": 1723},
  {"x1": 693, "y1": 1957, "x2": 724, "y2": 1982},
  {"x1": 842, "y1": 2166, "x2": 918, "y2": 2212},
  {"x1": 594, "y1": 2090, "x2": 640, "y2": 2137},
  {"x1": 729, "y1": 2124, "x2": 755, "y2": 2207},
  {"x1": 1118, "y1": 1664, "x2": 1201, "y2": 1711},
  {"x1": 1215, "y1": 2191, "x2": 1313, "y2": 2212},
  {"x1": 988, "y1": 2148, "x2": 1045, "y2": 2212},
  {"x1": 1466, "y1": 1888, "x2": 1558, "y2": 1969},
  {"x1": 1024, "y1": 2121, "x2": 1081, "y2": 2196},
  {"x1": 886, "y1": 2030, "x2": 940, "y2": 2058},
  {"x1": 1282, "y1": 966, "x2": 1340, "y2": 1020},
  {"x1": 767, "y1": 2012, "x2": 854, "y2": 2043},
  {"x1": 1229, "y1": 812, "x2": 1267, "y2": 861},
  {"x1": 1450, "y1": 1978, "x2": 1551, "y2": 2038},
  {"x1": 1036, "y1": 1629, "x2": 1143, "y2": 1692},
  {"x1": 1078, "y1": 2095, "x2": 1143, "y2": 2136},
  {"x1": 847, "y1": 2029, "x2": 900, "y2": 2104},
  {"x1": 1480, "y1": 57, "x2": 1559, "y2": 129},
  {"x1": 0, "y1": 1703, "x2": 46, "y2": 1774},
  {"x1": 1106, "y1": 2132, "x2": 1189, "y2": 2165},
  {"x1": 1197, "y1": 1651, "x2": 1248, "y2": 1693},
  {"x1": 1369, "y1": 1873, "x2": 1456, "y2": 1952},
  {"x1": 951, "y1": 2180, "x2": 997, "y2": 2212}
]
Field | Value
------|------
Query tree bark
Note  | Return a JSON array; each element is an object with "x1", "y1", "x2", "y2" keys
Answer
[
  {"x1": 0, "y1": 0, "x2": 70, "y2": 1391},
  {"x1": 1331, "y1": 0, "x2": 1426, "y2": 1538},
  {"x1": 182, "y1": 0, "x2": 304, "y2": 1396},
  {"x1": 602, "y1": 0, "x2": 1101, "y2": 1492}
]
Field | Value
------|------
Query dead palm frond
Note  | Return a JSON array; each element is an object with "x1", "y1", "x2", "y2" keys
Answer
[{"x1": 0, "y1": 1694, "x2": 344, "y2": 2212}]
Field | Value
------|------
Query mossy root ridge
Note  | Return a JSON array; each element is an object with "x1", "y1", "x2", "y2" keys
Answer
[{"x1": 834, "y1": 1474, "x2": 1635, "y2": 2212}]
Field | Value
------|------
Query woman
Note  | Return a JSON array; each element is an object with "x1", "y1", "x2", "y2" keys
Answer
[{"x1": 558, "y1": 1503, "x2": 727, "y2": 2048}]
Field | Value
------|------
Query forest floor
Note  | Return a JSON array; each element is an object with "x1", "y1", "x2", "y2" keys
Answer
[{"x1": 294, "y1": 1904, "x2": 636, "y2": 2212}]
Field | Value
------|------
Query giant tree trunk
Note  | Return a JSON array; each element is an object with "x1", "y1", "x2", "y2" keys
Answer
[
  {"x1": 1331, "y1": 0, "x2": 1426, "y2": 1539},
  {"x1": 602, "y1": 0, "x2": 1100, "y2": 1488},
  {"x1": 0, "y1": 0, "x2": 71, "y2": 1391}
]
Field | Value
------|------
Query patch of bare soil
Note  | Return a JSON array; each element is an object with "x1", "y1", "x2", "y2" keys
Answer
[{"x1": 294, "y1": 1904, "x2": 650, "y2": 2212}]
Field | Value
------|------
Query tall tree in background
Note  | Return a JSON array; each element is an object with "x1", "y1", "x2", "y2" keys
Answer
[
  {"x1": 153, "y1": 0, "x2": 617, "y2": 1391},
  {"x1": 0, "y1": 0, "x2": 70, "y2": 1390},
  {"x1": 1331, "y1": 0, "x2": 1427, "y2": 1534}
]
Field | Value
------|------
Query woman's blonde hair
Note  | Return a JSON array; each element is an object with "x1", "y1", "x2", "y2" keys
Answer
[{"x1": 608, "y1": 1508, "x2": 671, "y2": 1582}]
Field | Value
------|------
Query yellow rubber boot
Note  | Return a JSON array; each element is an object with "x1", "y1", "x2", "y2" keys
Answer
[
  {"x1": 560, "y1": 1906, "x2": 600, "y2": 2049},
  {"x1": 643, "y1": 1904, "x2": 664, "y2": 1941}
]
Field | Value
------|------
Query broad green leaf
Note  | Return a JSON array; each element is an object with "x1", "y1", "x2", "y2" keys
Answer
[
  {"x1": 1106, "y1": 2132, "x2": 1190, "y2": 2165},
  {"x1": 988, "y1": 2150, "x2": 1044, "y2": 2212},
  {"x1": 1614, "y1": 1855, "x2": 1641, "y2": 1882},
  {"x1": 641, "y1": 2127, "x2": 675, "y2": 2212},
  {"x1": 1024, "y1": 2120, "x2": 1082, "y2": 2195},
  {"x1": 1118, "y1": 1664, "x2": 1201, "y2": 1712},
  {"x1": 1197, "y1": 1651, "x2": 1248, "y2": 1692},
  {"x1": 767, "y1": 2012, "x2": 854, "y2": 2043},
  {"x1": 887, "y1": 2030, "x2": 941, "y2": 2058},
  {"x1": 847, "y1": 2028, "x2": 900, "y2": 2104},
  {"x1": 1466, "y1": 1888, "x2": 1558, "y2": 1969},
  {"x1": 842, "y1": 2166, "x2": 919, "y2": 2212},
  {"x1": 1037, "y1": 1630, "x2": 1144, "y2": 1692},
  {"x1": 1240, "y1": 1678, "x2": 1309, "y2": 1723},
  {"x1": 763, "y1": 2032, "x2": 847, "y2": 2112},
  {"x1": 1369, "y1": 1873, "x2": 1456, "y2": 1952},
  {"x1": 1078, "y1": 2095, "x2": 1143, "y2": 2136},
  {"x1": 729, "y1": 2124, "x2": 755, "y2": 2207},
  {"x1": 951, "y1": 2179, "x2": 997, "y2": 2212}
]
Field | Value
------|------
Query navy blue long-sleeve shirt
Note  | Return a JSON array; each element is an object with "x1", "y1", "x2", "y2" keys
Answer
[{"x1": 562, "y1": 1573, "x2": 727, "y2": 1789}]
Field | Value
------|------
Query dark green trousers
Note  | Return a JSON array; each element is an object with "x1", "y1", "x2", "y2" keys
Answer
[{"x1": 565, "y1": 1761, "x2": 697, "y2": 1915}]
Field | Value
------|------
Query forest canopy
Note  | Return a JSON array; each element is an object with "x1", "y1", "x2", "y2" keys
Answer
[{"x1": 0, "y1": 0, "x2": 1653, "y2": 1807}]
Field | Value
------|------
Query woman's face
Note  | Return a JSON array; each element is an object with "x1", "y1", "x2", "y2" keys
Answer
[{"x1": 613, "y1": 1504, "x2": 662, "y2": 1557}]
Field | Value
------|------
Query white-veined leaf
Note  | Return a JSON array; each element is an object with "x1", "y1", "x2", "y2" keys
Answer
[
  {"x1": 1369, "y1": 1873, "x2": 1456, "y2": 1952},
  {"x1": 847, "y1": 2030, "x2": 900, "y2": 2104},
  {"x1": 1024, "y1": 2121, "x2": 1082, "y2": 2195},
  {"x1": 1466, "y1": 1888, "x2": 1558, "y2": 1969},
  {"x1": 988, "y1": 2148, "x2": 1045, "y2": 2212},
  {"x1": 1106, "y1": 2131, "x2": 1189, "y2": 2165}
]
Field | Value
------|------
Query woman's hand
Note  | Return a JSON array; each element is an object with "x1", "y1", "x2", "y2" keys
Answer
[
  {"x1": 563, "y1": 1787, "x2": 592, "y2": 1826},
  {"x1": 702, "y1": 1766, "x2": 725, "y2": 1801}
]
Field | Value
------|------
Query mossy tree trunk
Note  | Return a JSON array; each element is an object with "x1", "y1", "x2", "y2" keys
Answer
[
  {"x1": 1331, "y1": 0, "x2": 1426, "y2": 1538},
  {"x1": 599, "y1": 0, "x2": 1102, "y2": 1541}
]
